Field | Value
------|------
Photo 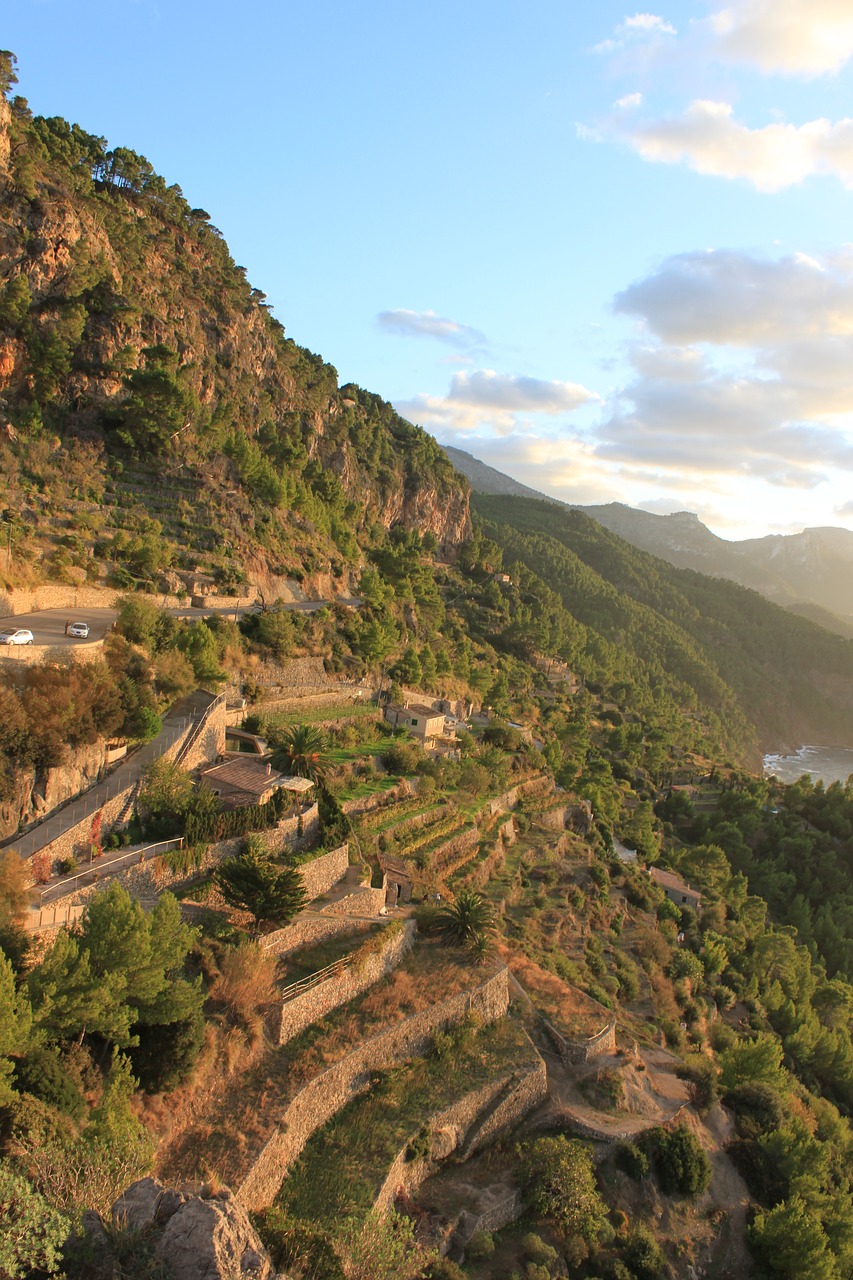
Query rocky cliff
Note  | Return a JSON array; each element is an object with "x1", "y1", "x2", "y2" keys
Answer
[{"x1": 0, "y1": 91, "x2": 470, "y2": 597}]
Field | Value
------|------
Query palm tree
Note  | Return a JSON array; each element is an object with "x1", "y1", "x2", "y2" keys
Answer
[
  {"x1": 438, "y1": 889, "x2": 495, "y2": 951},
  {"x1": 274, "y1": 724, "x2": 329, "y2": 783}
]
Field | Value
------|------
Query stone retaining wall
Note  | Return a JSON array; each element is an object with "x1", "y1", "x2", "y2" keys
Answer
[
  {"x1": 277, "y1": 921, "x2": 414, "y2": 1045},
  {"x1": 543, "y1": 1013, "x2": 617, "y2": 1065},
  {"x1": 341, "y1": 779, "x2": 415, "y2": 817},
  {"x1": 488, "y1": 774, "x2": 552, "y2": 818},
  {"x1": 0, "y1": 638, "x2": 107, "y2": 668},
  {"x1": 319, "y1": 885, "x2": 386, "y2": 916},
  {"x1": 295, "y1": 843, "x2": 349, "y2": 901},
  {"x1": 235, "y1": 967, "x2": 512, "y2": 1210},
  {"x1": 373, "y1": 1052, "x2": 547, "y2": 1215},
  {"x1": 262, "y1": 915, "x2": 373, "y2": 959}
]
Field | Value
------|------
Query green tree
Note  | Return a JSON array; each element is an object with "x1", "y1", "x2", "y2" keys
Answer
[
  {"x1": 215, "y1": 841, "x2": 307, "y2": 932},
  {"x1": 520, "y1": 1135, "x2": 608, "y2": 1241},
  {"x1": 651, "y1": 1125, "x2": 712, "y2": 1196},
  {"x1": 720, "y1": 1035, "x2": 788, "y2": 1093},
  {"x1": 748, "y1": 1195, "x2": 839, "y2": 1280},
  {"x1": 0, "y1": 949, "x2": 31, "y2": 1101}
]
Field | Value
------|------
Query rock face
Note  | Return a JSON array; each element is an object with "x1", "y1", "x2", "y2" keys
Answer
[
  {"x1": 105, "y1": 1178, "x2": 278, "y2": 1280},
  {"x1": 0, "y1": 738, "x2": 111, "y2": 841}
]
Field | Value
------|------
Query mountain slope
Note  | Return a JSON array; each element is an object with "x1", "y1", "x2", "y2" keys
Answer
[
  {"x1": 0, "y1": 100, "x2": 469, "y2": 600},
  {"x1": 473, "y1": 494, "x2": 853, "y2": 752},
  {"x1": 446, "y1": 445, "x2": 853, "y2": 623}
]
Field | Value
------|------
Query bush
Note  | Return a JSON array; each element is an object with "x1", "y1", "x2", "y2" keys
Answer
[
  {"x1": 128, "y1": 1008, "x2": 206, "y2": 1092},
  {"x1": 467, "y1": 1230, "x2": 495, "y2": 1260},
  {"x1": 623, "y1": 1226, "x2": 666, "y2": 1279},
  {"x1": 650, "y1": 1125, "x2": 711, "y2": 1196},
  {"x1": 724, "y1": 1082, "x2": 786, "y2": 1140},
  {"x1": 520, "y1": 1135, "x2": 608, "y2": 1241},
  {"x1": 13, "y1": 1047, "x2": 86, "y2": 1121},
  {"x1": 522, "y1": 1232, "x2": 559, "y2": 1266},
  {"x1": 616, "y1": 1142, "x2": 649, "y2": 1181},
  {"x1": 57, "y1": 856, "x2": 77, "y2": 875},
  {"x1": 678, "y1": 1055, "x2": 719, "y2": 1115}
]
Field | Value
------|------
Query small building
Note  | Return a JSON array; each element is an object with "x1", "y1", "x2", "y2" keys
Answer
[
  {"x1": 649, "y1": 866, "x2": 702, "y2": 912},
  {"x1": 384, "y1": 701, "x2": 448, "y2": 746},
  {"x1": 378, "y1": 851, "x2": 419, "y2": 908},
  {"x1": 199, "y1": 757, "x2": 313, "y2": 812}
]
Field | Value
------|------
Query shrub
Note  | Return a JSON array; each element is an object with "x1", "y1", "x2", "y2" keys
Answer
[
  {"x1": 13, "y1": 1047, "x2": 86, "y2": 1121},
  {"x1": 211, "y1": 941, "x2": 279, "y2": 1028},
  {"x1": 57, "y1": 856, "x2": 77, "y2": 876},
  {"x1": 616, "y1": 1142, "x2": 649, "y2": 1181},
  {"x1": 678, "y1": 1054, "x2": 719, "y2": 1115},
  {"x1": 724, "y1": 1082, "x2": 786, "y2": 1140},
  {"x1": 623, "y1": 1226, "x2": 666, "y2": 1279},
  {"x1": 0, "y1": 1164, "x2": 72, "y2": 1280},
  {"x1": 650, "y1": 1125, "x2": 711, "y2": 1196},
  {"x1": 520, "y1": 1136, "x2": 608, "y2": 1241},
  {"x1": 128, "y1": 1007, "x2": 206, "y2": 1092},
  {"x1": 522, "y1": 1232, "x2": 558, "y2": 1266},
  {"x1": 467, "y1": 1230, "x2": 495, "y2": 1260}
]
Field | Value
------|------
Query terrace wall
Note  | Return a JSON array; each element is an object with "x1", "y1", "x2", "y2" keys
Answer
[
  {"x1": 235, "y1": 966, "x2": 512, "y2": 1210},
  {"x1": 277, "y1": 921, "x2": 414, "y2": 1045}
]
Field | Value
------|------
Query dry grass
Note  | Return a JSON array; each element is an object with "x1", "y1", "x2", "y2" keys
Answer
[
  {"x1": 153, "y1": 941, "x2": 481, "y2": 1188},
  {"x1": 210, "y1": 941, "x2": 280, "y2": 1029},
  {"x1": 498, "y1": 943, "x2": 611, "y2": 1036}
]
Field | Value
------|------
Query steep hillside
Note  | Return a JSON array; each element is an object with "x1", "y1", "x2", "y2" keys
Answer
[
  {"x1": 0, "y1": 87, "x2": 469, "y2": 599},
  {"x1": 447, "y1": 445, "x2": 853, "y2": 624},
  {"x1": 473, "y1": 495, "x2": 853, "y2": 752}
]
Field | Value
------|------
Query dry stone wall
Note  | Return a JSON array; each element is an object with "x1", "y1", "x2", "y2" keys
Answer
[
  {"x1": 543, "y1": 1013, "x2": 617, "y2": 1065},
  {"x1": 488, "y1": 774, "x2": 552, "y2": 818},
  {"x1": 295, "y1": 843, "x2": 349, "y2": 901},
  {"x1": 277, "y1": 921, "x2": 414, "y2": 1045},
  {"x1": 262, "y1": 914, "x2": 371, "y2": 959},
  {"x1": 319, "y1": 885, "x2": 386, "y2": 916},
  {"x1": 373, "y1": 1052, "x2": 547, "y2": 1214},
  {"x1": 235, "y1": 966, "x2": 512, "y2": 1210}
]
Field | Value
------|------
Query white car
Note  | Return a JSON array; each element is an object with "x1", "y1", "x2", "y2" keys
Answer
[
  {"x1": 67, "y1": 621, "x2": 90, "y2": 638},
  {"x1": 0, "y1": 628, "x2": 34, "y2": 645}
]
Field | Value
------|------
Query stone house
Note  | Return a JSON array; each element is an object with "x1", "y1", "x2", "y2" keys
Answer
[
  {"x1": 384, "y1": 701, "x2": 448, "y2": 747},
  {"x1": 649, "y1": 866, "x2": 701, "y2": 912},
  {"x1": 199, "y1": 757, "x2": 314, "y2": 812}
]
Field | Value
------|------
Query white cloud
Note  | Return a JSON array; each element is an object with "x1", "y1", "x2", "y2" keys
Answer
[
  {"x1": 598, "y1": 247, "x2": 853, "y2": 495},
  {"x1": 623, "y1": 13, "x2": 676, "y2": 35},
  {"x1": 593, "y1": 11, "x2": 676, "y2": 53},
  {"x1": 605, "y1": 98, "x2": 853, "y2": 191},
  {"x1": 376, "y1": 308, "x2": 485, "y2": 347},
  {"x1": 708, "y1": 0, "x2": 853, "y2": 77},
  {"x1": 614, "y1": 248, "x2": 853, "y2": 344},
  {"x1": 395, "y1": 369, "x2": 599, "y2": 436}
]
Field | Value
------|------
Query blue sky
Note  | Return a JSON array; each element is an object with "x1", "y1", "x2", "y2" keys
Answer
[{"x1": 7, "y1": 0, "x2": 853, "y2": 538}]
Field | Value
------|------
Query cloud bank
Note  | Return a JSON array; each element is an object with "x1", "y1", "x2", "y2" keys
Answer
[{"x1": 603, "y1": 97, "x2": 853, "y2": 191}]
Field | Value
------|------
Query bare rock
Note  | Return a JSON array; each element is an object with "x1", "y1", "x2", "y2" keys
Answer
[
  {"x1": 154, "y1": 1193, "x2": 276, "y2": 1280},
  {"x1": 112, "y1": 1176, "x2": 188, "y2": 1231}
]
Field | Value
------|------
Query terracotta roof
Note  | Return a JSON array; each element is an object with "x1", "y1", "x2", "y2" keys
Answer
[{"x1": 200, "y1": 757, "x2": 285, "y2": 796}]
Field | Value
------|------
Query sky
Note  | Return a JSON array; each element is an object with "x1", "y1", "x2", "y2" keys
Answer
[{"x1": 6, "y1": 0, "x2": 853, "y2": 540}]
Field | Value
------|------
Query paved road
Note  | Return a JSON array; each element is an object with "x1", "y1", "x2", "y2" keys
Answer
[{"x1": 0, "y1": 606, "x2": 117, "y2": 648}]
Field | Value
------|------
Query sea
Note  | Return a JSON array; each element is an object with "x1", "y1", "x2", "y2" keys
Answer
[{"x1": 763, "y1": 745, "x2": 853, "y2": 787}]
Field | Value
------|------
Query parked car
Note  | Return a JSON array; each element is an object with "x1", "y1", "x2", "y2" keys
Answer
[
  {"x1": 0, "y1": 628, "x2": 34, "y2": 645},
  {"x1": 67, "y1": 621, "x2": 90, "y2": 638}
]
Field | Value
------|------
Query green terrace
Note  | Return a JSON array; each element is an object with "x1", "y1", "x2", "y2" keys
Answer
[{"x1": 274, "y1": 1015, "x2": 534, "y2": 1228}]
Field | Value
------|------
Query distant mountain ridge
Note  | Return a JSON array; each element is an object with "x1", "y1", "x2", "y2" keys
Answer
[{"x1": 444, "y1": 446, "x2": 853, "y2": 627}]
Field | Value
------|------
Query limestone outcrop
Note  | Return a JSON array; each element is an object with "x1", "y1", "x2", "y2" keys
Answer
[{"x1": 84, "y1": 1177, "x2": 281, "y2": 1280}]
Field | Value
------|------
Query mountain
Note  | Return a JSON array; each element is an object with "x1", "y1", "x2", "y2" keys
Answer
[
  {"x1": 445, "y1": 445, "x2": 853, "y2": 627},
  {"x1": 0, "y1": 99, "x2": 469, "y2": 605},
  {"x1": 473, "y1": 494, "x2": 853, "y2": 755}
]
